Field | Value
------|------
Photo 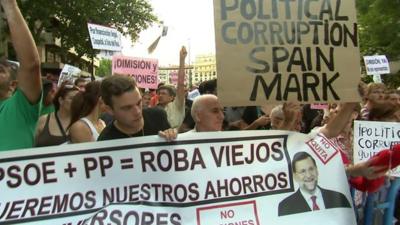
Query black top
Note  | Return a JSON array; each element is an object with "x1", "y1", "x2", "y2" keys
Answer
[
  {"x1": 35, "y1": 113, "x2": 68, "y2": 147},
  {"x1": 98, "y1": 107, "x2": 170, "y2": 141}
]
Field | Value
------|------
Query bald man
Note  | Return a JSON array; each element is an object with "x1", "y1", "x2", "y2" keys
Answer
[{"x1": 189, "y1": 94, "x2": 224, "y2": 132}]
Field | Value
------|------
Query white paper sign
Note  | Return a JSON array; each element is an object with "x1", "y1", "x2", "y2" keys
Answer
[
  {"x1": 88, "y1": 23, "x2": 122, "y2": 51},
  {"x1": 0, "y1": 131, "x2": 355, "y2": 225},
  {"x1": 372, "y1": 74, "x2": 382, "y2": 83},
  {"x1": 363, "y1": 55, "x2": 390, "y2": 75},
  {"x1": 58, "y1": 64, "x2": 81, "y2": 87},
  {"x1": 187, "y1": 89, "x2": 201, "y2": 101},
  {"x1": 354, "y1": 120, "x2": 400, "y2": 177}
]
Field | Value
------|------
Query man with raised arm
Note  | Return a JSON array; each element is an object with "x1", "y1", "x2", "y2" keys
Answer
[
  {"x1": 157, "y1": 46, "x2": 187, "y2": 128},
  {"x1": 0, "y1": 0, "x2": 42, "y2": 151}
]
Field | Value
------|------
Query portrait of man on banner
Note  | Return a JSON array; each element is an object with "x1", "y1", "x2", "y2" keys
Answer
[{"x1": 278, "y1": 152, "x2": 351, "y2": 216}]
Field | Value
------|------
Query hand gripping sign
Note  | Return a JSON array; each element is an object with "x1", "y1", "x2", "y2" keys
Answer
[{"x1": 0, "y1": 131, "x2": 355, "y2": 225}]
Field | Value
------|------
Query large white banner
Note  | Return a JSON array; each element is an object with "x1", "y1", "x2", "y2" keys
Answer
[
  {"x1": 354, "y1": 120, "x2": 400, "y2": 177},
  {"x1": 0, "y1": 131, "x2": 355, "y2": 225}
]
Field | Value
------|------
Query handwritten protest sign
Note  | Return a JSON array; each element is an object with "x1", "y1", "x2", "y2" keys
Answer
[
  {"x1": 363, "y1": 55, "x2": 390, "y2": 75},
  {"x1": 354, "y1": 120, "x2": 400, "y2": 177},
  {"x1": 0, "y1": 131, "x2": 355, "y2": 225},
  {"x1": 214, "y1": 0, "x2": 361, "y2": 106},
  {"x1": 112, "y1": 55, "x2": 159, "y2": 89},
  {"x1": 88, "y1": 23, "x2": 122, "y2": 51}
]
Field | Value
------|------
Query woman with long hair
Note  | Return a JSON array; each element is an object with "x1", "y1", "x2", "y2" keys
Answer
[
  {"x1": 35, "y1": 84, "x2": 79, "y2": 146},
  {"x1": 69, "y1": 81, "x2": 105, "y2": 143}
]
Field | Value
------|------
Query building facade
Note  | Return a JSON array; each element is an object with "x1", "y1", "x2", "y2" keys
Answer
[
  {"x1": 192, "y1": 54, "x2": 217, "y2": 85},
  {"x1": 158, "y1": 65, "x2": 194, "y2": 87}
]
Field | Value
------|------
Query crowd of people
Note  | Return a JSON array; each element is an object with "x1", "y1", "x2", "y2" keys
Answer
[{"x1": 0, "y1": 0, "x2": 399, "y2": 224}]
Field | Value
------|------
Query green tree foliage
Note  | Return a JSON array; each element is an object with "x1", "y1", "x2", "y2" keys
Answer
[
  {"x1": 96, "y1": 59, "x2": 112, "y2": 77},
  {"x1": 16, "y1": 0, "x2": 157, "y2": 63},
  {"x1": 357, "y1": 0, "x2": 400, "y2": 58},
  {"x1": 357, "y1": 0, "x2": 400, "y2": 88}
]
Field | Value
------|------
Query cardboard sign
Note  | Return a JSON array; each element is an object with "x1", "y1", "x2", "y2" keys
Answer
[
  {"x1": 363, "y1": 55, "x2": 390, "y2": 75},
  {"x1": 353, "y1": 120, "x2": 400, "y2": 177},
  {"x1": 88, "y1": 23, "x2": 122, "y2": 51},
  {"x1": 214, "y1": 0, "x2": 361, "y2": 106},
  {"x1": 0, "y1": 131, "x2": 355, "y2": 225},
  {"x1": 112, "y1": 55, "x2": 159, "y2": 89}
]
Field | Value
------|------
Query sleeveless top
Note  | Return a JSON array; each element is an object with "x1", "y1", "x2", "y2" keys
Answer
[
  {"x1": 80, "y1": 117, "x2": 101, "y2": 141},
  {"x1": 35, "y1": 113, "x2": 68, "y2": 147}
]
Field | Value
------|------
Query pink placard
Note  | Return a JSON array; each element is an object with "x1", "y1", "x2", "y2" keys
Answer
[
  {"x1": 310, "y1": 103, "x2": 329, "y2": 110},
  {"x1": 112, "y1": 55, "x2": 158, "y2": 89}
]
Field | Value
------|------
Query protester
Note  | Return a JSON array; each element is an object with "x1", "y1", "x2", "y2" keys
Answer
[
  {"x1": 240, "y1": 106, "x2": 271, "y2": 130},
  {"x1": 0, "y1": 0, "x2": 41, "y2": 151},
  {"x1": 369, "y1": 103, "x2": 400, "y2": 122},
  {"x1": 179, "y1": 79, "x2": 218, "y2": 133},
  {"x1": 98, "y1": 75, "x2": 176, "y2": 141},
  {"x1": 141, "y1": 90, "x2": 151, "y2": 109},
  {"x1": 198, "y1": 79, "x2": 217, "y2": 95},
  {"x1": 385, "y1": 89, "x2": 400, "y2": 107},
  {"x1": 360, "y1": 83, "x2": 386, "y2": 120},
  {"x1": 188, "y1": 94, "x2": 224, "y2": 132},
  {"x1": 40, "y1": 78, "x2": 56, "y2": 116},
  {"x1": 35, "y1": 84, "x2": 79, "y2": 147},
  {"x1": 74, "y1": 77, "x2": 88, "y2": 92},
  {"x1": 69, "y1": 81, "x2": 106, "y2": 143},
  {"x1": 149, "y1": 82, "x2": 164, "y2": 107},
  {"x1": 157, "y1": 47, "x2": 187, "y2": 128}
]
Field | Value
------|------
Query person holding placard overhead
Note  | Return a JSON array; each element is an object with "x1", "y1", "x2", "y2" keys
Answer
[{"x1": 156, "y1": 47, "x2": 187, "y2": 128}]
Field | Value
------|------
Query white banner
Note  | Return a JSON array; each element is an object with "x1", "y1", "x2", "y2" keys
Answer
[
  {"x1": 363, "y1": 55, "x2": 390, "y2": 75},
  {"x1": 88, "y1": 23, "x2": 122, "y2": 51},
  {"x1": 0, "y1": 131, "x2": 355, "y2": 225},
  {"x1": 354, "y1": 120, "x2": 400, "y2": 177}
]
